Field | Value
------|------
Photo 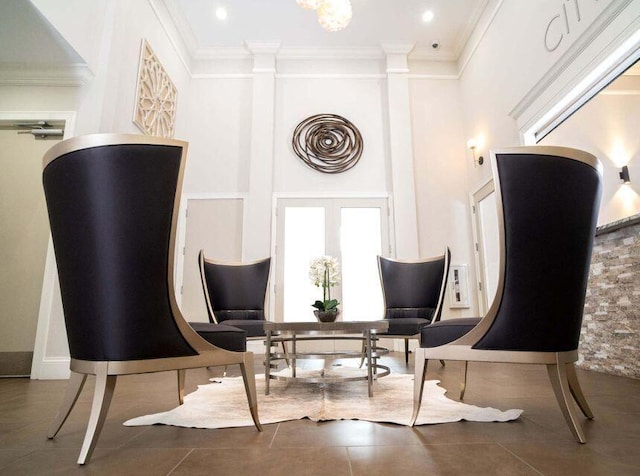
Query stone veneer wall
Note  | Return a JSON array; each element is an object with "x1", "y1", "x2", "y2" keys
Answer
[{"x1": 579, "y1": 214, "x2": 640, "y2": 379}]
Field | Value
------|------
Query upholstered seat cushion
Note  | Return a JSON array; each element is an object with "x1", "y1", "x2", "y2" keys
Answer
[
  {"x1": 189, "y1": 322, "x2": 247, "y2": 352},
  {"x1": 419, "y1": 317, "x2": 481, "y2": 348},
  {"x1": 380, "y1": 317, "x2": 431, "y2": 336},
  {"x1": 217, "y1": 320, "x2": 266, "y2": 338}
]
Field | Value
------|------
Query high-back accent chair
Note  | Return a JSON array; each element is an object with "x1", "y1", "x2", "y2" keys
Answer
[
  {"x1": 198, "y1": 252, "x2": 271, "y2": 339},
  {"x1": 43, "y1": 134, "x2": 262, "y2": 465},
  {"x1": 377, "y1": 248, "x2": 451, "y2": 365},
  {"x1": 410, "y1": 146, "x2": 602, "y2": 444}
]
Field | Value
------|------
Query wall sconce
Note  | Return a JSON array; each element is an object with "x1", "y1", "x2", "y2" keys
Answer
[
  {"x1": 619, "y1": 165, "x2": 630, "y2": 184},
  {"x1": 467, "y1": 139, "x2": 484, "y2": 166}
]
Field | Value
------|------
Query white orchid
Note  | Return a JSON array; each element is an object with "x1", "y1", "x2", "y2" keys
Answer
[{"x1": 309, "y1": 255, "x2": 341, "y2": 311}]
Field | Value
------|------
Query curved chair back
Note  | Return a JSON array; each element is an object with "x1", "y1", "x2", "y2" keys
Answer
[
  {"x1": 42, "y1": 135, "x2": 196, "y2": 362},
  {"x1": 474, "y1": 147, "x2": 602, "y2": 352},
  {"x1": 378, "y1": 248, "x2": 450, "y2": 323},
  {"x1": 199, "y1": 253, "x2": 271, "y2": 323}
]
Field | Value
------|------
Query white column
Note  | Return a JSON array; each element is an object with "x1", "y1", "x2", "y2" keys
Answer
[
  {"x1": 383, "y1": 44, "x2": 420, "y2": 259},
  {"x1": 242, "y1": 42, "x2": 280, "y2": 260}
]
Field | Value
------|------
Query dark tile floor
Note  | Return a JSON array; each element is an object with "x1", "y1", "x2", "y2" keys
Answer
[{"x1": 0, "y1": 352, "x2": 638, "y2": 475}]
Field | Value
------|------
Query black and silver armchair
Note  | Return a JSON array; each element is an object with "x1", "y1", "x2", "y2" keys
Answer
[
  {"x1": 198, "y1": 252, "x2": 271, "y2": 339},
  {"x1": 42, "y1": 134, "x2": 262, "y2": 465},
  {"x1": 377, "y1": 249, "x2": 451, "y2": 365},
  {"x1": 411, "y1": 146, "x2": 602, "y2": 444}
]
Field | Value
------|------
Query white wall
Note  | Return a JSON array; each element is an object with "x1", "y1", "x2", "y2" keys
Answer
[
  {"x1": 409, "y1": 78, "x2": 477, "y2": 317},
  {"x1": 181, "y1": 79, "x2": 253, "y2": 194},
  {"x1": 541, "y1": 85, "x2": 640, "y2": 225},
  {"x1": 274, "y1": 76, "x2": 388, "y2": 194}
]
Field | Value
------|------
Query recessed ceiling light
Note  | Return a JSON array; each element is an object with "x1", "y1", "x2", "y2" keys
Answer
[
  {"x1": 215, "y1": 7, "x2": 228, "y2": 21},
  {"x1": 422, "y1": 10, "x2": 434, "y2": 23}
]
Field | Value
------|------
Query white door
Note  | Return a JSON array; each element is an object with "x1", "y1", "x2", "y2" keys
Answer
[
  {"x1": 471, "y1": 181, "x2": 500, "y2": 315},
  {"x1": 274, "y1": 198, "x2": 390, "y2": 323},
  {"x1": 0, "y1": 124, "x2": 62, "y2": 376},
  {"x1": 181, "y1": 198, "x2": 244, "y2": 322}
]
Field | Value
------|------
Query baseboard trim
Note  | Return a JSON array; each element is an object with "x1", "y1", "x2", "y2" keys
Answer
[{"x1": 30, "y1": 357, "x2": 70, "y2": 380}]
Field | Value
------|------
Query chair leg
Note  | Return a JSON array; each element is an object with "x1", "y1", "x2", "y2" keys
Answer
[
  {"x1": 177, "y1": 369, "x2": 186, "y2": 405},
  {"x1": 359, "y1": 339, "x2": 366, "y2": 368},
  {"x1": 48, "y1": 371, "x2": 87, "y2": 439},
  {"x1": 410, "y1": 348, "x2": 428, "y2": 426},
  {"x1": 547, "y1": 362, "x2": 586, "y2": 444},
  {"x1": 459, "y1": 361, "x2": 468, "y2": 400},
  {"x1": 404, "y1": 339, "x2": 409, "y2": 366},
  {"x1": 239, "y1": 354, "x2": 263, "y2": 432},
  {"x1": 566, "y1": 363, "x2": 594, "y2": 419},
  {"x1": 77, "y1": 365, "x2": 117, "y2": 464},
  {"x1": 281, "y1": 341, "x2": 290, "y2": 367}
]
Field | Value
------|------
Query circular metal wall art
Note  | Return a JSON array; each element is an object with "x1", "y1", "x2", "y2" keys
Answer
[{"x1": 292, "y1": 113, "x2": 363, "y2": 174}]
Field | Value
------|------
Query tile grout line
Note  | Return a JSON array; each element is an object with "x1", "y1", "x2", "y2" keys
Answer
[
  {"x1": 269, "y1": 422, "x2": 280, "y2": 448},
  {"x1": 166, "y1": 448, "x2": 195, "y2": 476},
  {"x1": 346, "y1": 447, "x2": 354, "y2": 476},
  {"x1": 497, "y1": 442, "x2": 546, "y2": 476}
]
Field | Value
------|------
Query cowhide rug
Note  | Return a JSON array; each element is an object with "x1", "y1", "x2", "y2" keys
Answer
[{"x1": 125, "y1": 367, "x2": 522, "y2": 429}]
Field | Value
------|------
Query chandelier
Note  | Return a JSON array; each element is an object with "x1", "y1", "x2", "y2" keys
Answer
[{"x1": 296, "y1": 0, "x2": 353, "y2": 32}]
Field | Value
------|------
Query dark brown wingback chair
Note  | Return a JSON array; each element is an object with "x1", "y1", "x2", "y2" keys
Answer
[
  {"x1": 42, "y1": 134, "x2": 262, "y2": 465},
  {"x1": 411, "y1": 146, "x2": 602, "y2": 444},
  {"x1": 377, "y1": 248, "x2": 451, "y2": 365},
  {"x1": 197, "y1": 252, "x2": 271, "y2": 339}
]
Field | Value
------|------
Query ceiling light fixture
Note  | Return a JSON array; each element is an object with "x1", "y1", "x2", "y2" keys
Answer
[
  {"x1": 215, "y1": 7, "x2": 227, "y2": 21},
  {"x1": 422, "y1": 10, "x2": 434, "y2": 23},
  {"x1": 296, "y1": 0, "x2": 322, "y2": 9},
  {"x1": 297, "y1": 0, "x2": 353, "y2": 32}
]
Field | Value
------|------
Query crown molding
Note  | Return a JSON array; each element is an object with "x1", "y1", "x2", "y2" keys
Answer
[{"x1": 0, "y1": 63, "x2": 93, "y2": 86}]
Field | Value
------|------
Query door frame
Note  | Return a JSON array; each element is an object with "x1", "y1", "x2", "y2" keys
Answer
[{"x1": 469, "y1": 178, "x2": 495, "y2": 316}]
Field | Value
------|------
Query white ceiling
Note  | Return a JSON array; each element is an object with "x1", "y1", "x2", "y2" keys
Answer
[
  {"x1": 168, "y1": 0, "x2": 489, "y2": 60},
  {"x1": 0, "y1": 1, "x2": 82, "y2": 65}
]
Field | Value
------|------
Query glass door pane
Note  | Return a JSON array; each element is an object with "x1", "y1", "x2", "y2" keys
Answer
[
  {"x1": 340, "y1": 208, "x2": 384, "y2": 321},
  {"x1": 283, "y1": 207, "x2": 325, "y2": 322}
]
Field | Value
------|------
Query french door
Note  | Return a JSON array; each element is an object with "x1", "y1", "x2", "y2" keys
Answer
[{"x1": 274, "y1": 197, "x2": 390, "y2": 323}]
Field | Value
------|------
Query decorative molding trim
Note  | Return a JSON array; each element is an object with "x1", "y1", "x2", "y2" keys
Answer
[
  {"x1": 147, "y1": 0, "x2": 496, "y2": 79},
  {"x1": 276, "y1": 73, "x2": 385, "y2": 79},
  {"x1": 408, "y1": 74, "x2": 460, "y2": 80},
  {"x1": 409, "y1": 47, "x2": 458, "y2": 62},
  {"x1": 278, "y1": 46, "x2": 385, "y2": 60},
  {"x1": 509, "y1": 0, "x2": 634, "y2": 121},
  {"x1": 194, "y1": 47, "x2": 251, "y2": 60},
  {"x1": 0, "y1": 63, "x2": 93, "y2": 86},
  {"x1": 457, "y1": 0, "x2": 504, "y2": 77},
  {"x1": 147, "y1": 0, "x2": 194, "y2": 74},
  {"x1": 191, "y1": 73, "x2": 254, "y2": 80},
  {"x1": 451, "y1": 0, "x2": 491, "y2": 61},
  {"x1": 133, "y1": 39, "x2": 178, "y2": 138},
  {"x1": 30, "y1": 357, "x2": 71, "y2": 380}
]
